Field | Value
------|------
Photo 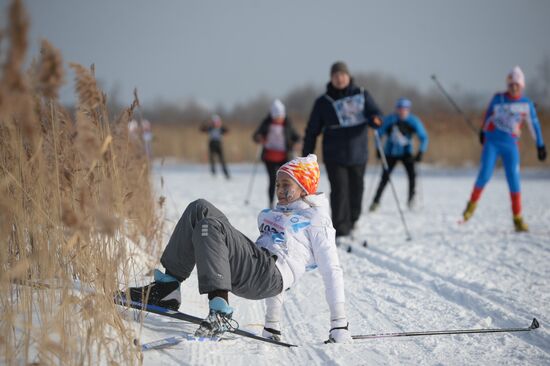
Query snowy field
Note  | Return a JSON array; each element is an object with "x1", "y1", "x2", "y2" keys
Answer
[{"x1": 126, "y1": 162, "x2": 550, "y2": 366}]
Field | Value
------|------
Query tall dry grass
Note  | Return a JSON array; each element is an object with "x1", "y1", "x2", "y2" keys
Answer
[{"x1": 0, "y1": 1, "x2": 163, "y2": 364}]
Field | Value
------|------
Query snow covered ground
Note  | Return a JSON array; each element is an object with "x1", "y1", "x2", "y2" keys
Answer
[{"x1": 125, "y1": 162, "x2": 550, "y2": 365}]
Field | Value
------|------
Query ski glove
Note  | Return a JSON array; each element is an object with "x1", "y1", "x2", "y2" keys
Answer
[
  {"x1": 325, "y1": 323, "x2": 353, "y2": 344},
  {"x1": 415, "y1": 151, "x2": 423, "y2": 162},
  {"x1": 372, "y1": 115, "x2": 383, "y2": 128},
  {"x1": 537, "y1": 145, "x2": 547, "y2": 161},
  {"x1": 479, "y1": 129, "x2": 485, "y2": 145}
]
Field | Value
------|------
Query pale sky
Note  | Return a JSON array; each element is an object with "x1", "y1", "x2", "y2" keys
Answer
[{"x1": 12, "y1": 0, "x2": 550, "y2": 108}]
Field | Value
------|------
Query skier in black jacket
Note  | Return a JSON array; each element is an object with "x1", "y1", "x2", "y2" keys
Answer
[
  {"x1": 253, "y1": 99, "x2": 301, "y2": 207},
  {"x1": 302, "y1": 61, "x2": 383, "y2": 244}
]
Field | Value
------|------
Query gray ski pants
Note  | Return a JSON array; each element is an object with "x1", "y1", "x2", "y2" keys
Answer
[{"x1": 160, "y1": 199, "x2": 283, "y2": 299}]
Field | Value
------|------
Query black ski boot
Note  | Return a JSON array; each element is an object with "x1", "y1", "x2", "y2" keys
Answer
[{"x1": 126, "y1": 269, "x2": 181, "y2": 311}]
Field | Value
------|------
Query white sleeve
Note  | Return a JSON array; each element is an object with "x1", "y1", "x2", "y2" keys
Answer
[
  {"x1": 308, "y1": 225, "x2": 347, "y2": 328},
  {"x1": 264, "y1": 292, "x2": 284, "y2": 331}
]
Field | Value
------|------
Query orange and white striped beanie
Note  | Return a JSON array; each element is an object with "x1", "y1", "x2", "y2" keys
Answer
[{"x1": 277, "y1": 154, "x2": 320, "y2": 195}]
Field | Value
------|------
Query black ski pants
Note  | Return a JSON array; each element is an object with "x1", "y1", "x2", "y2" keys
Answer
[
  {"x1": 373, "y1": 155, "x2": 416, "y2": 204},
  {"x1": 325, "y1": 162, "x2": 367, "y2": 237},
  {"x1": 209, "y1": 140, "x2": 230, "y2": 178}
]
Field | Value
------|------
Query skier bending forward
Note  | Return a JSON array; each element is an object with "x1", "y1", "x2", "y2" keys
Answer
[{"x1": 126, "y1": 154, "x2": 352, "y2": 343}]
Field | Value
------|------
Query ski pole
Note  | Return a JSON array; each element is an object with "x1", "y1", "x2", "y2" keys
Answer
[
  {"x1": 374, "y1": 131, "x2": 412, "y2": 241},
  {"x1": 352, "y1": 318, "x2": 539, "y2": 340},
  {"x1": 244, "y1": 146, "x2": 262, "y2": 205},
  {"x1": 431, "y1": 74, "x2": 478, "y2": 134}
]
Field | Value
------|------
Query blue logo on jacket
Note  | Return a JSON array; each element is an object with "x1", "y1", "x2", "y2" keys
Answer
[{"x1": 291, "y1": 222, "x2": 310, "y2": 233}]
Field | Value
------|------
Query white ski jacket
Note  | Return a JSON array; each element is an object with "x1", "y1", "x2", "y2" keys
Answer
[{"x1": 255, "y1": 193, "x2": 347, "y2": 329}]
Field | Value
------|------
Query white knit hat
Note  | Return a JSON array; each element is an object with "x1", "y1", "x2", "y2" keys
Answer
[
  {"x1": 507, "y1": 66, "x2": 525, "y2": 89},
  {"x1": 270, "y1": 99, "x2": 286, "y2": 119}
]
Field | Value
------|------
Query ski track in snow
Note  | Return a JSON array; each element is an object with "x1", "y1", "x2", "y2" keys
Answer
[{"x1": 124, "y1": 163, "x2": 550, "y2": 366}]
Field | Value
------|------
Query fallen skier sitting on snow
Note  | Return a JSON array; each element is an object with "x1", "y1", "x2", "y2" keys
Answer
[{"x1": 124, "y1": 154, "x2": 352, "y2": 343}]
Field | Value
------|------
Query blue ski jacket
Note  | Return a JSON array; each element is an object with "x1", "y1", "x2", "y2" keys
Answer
[
  {"x1": 482, "y1": 92, "x2": 544, "y2": 147},
  {"x1": 377, "y1": 113, "x2": 428, "y2": 157}
]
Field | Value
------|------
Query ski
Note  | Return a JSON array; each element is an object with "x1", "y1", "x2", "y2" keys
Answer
[
  {"x1": 352, "y1": 318, "x2": 539, "y2": 340},
  {"x1": 115, "y1": 296, "x2": 297, "y2": 348},
  {"x1": 138, "y1": 332, "x2": 222, "y2": 351}
]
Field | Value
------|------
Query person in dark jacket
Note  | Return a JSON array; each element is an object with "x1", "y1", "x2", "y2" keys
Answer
[
  {"x1": 302, "y1": 61, "x2": 383, "y2": 244},
  {"x1": 201, "y1": 114, "x2": 230, "y2": 179},
  {"x1": 369, "y1": 98, "x2": 429, "y2": 212},
  {"x1": 253, "y1": 99, "x2": 301, "y2": 207}
]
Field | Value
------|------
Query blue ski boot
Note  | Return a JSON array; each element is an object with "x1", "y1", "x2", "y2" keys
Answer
[{"x1": 195, "y1": 297, "x2": 237, "y2": 337}]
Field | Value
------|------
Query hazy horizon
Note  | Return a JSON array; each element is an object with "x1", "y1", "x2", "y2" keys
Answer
[{"x1": 9, "y1": 0, "x2": 550, "y2": 109}]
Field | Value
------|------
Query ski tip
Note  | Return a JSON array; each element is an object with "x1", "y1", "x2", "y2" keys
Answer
[{"x1": 530, "y1": 318, "x2": 540, "y2": 330}]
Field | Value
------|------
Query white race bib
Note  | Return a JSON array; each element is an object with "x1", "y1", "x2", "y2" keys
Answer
[
  {"x1": 329, "y1": 93, "x2": 367, "y2": 128},
  {"x1": 264, "y1": 124, "x2": 286, "y2": 151},
  {"x1": 492, "y1": 102, "x2": 529, "y2": 135},
  {"x1": 209, "y1": 128, "x2": 222, "y2": 141},
  {"x1": 256, "y1": 210, "x2": 311, "y2": 255},
  {"x1": 390, "y1": 126, "x2": 409, "y2": 146}
]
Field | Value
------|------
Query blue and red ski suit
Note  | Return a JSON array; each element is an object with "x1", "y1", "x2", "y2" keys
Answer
[{"x1": 470, "y1": 92, "x2": 544, "y2": 216}]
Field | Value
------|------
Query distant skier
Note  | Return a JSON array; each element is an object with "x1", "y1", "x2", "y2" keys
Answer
[
  {"x1": 369, "y1": 98, "x2": 429, "y2": 211},
  {"x1": 302, "y1": 61, "x2": 383, "y2": 245},
  {"x1": 128, "y1": 118, "x2": 154, "y2": 160},
  {"x1": 142, "y1": 119, "x2": 153, "y2": 161},
  {"x1": 462, "y1": 66, "x2": 546, "y2": 231},
  {"x1": 125, "y1": 154, "x2": 352, "y2": 343},
  {"x1": 128, "y1": 119, "x2": 140, "y2": 141},
  {"x1": 253, "y1": 99, "x2": 301, "y2": 207},
  {"x1": 201, "y1": 114, "x2": 230, "y2": 179}
]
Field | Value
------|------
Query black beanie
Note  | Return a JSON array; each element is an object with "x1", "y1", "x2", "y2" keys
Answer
[{"x1": 330, "y1": 61, "x2": 350, "y2": 76}]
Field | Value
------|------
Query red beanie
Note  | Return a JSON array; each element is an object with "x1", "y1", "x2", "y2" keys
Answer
[{"x1": 277, "y1": 154, "x2": 320, "y2": 195}]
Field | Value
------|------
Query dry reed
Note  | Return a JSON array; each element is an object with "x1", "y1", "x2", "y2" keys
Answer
[{"x1": 0, "y1": 1, "x2": 163, "y2": 364}]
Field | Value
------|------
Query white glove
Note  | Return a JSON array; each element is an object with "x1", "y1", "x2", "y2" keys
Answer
[
  {"x1": 326, "y1": 323, "x2": 353, "y2": 344},
  {"x1": 262, "y1": 321, "x2": 282, "y2": 341}
]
